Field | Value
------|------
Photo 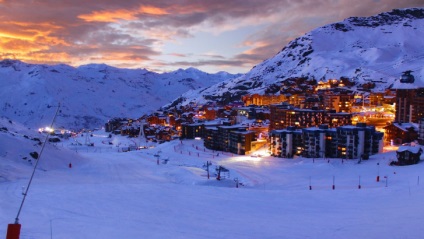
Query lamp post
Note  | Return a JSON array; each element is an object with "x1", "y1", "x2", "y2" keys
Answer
[
  {"x1": 6, "y1": 104, "x2": 60, "y2": 239},
  {"x1": 49, "y1": 218, "x2": 65, "y2": 239}
]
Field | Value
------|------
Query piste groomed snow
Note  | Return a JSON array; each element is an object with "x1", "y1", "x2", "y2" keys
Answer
[{"x1": 1, "y1": 124, "x2": 424, "y2": 238}]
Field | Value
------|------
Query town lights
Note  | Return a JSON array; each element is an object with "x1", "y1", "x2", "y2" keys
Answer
[{"x1": 38, "y1": 126, "x2": 54, "y2": 133}]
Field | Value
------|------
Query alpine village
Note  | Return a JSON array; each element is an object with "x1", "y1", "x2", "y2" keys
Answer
[{"x1": 103, "y1": 70, "x2": 423, "y2": 166}]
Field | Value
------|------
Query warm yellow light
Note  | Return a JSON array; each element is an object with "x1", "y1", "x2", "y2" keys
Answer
[{"x1": 39, "y1": 126, "x2": 54, "y2": 133}]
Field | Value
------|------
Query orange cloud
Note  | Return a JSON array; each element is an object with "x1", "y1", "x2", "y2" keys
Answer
[
  {"x1": 0, "y1": 21, "x2": 65, "y2": 41},
  {"x1": 79, "y1": 5, "x2": 168, "y2": 23},
  {"x1": 0, "y1": 19, "x2": 73, "y2": 65},
  {"x1": 0, "y1": 38, "x2": 52, "y2": 63},
  {"x1": 78, "y1": 9, "x2": 137, "y2": 22},
  {"x1": 139, "y1": 6, "x2": 168, "y2": 15},
  {"x1": 0, "y1": 31, "x2": 33, "y2": 41},
  {"x1": 167, "y1": 4, "x2": 207, "y2": 15}
]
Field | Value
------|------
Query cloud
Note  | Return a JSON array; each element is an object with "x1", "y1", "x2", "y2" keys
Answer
[
  {"x1": 78, "y1": 5, "x2": 168, "y2": 23},
  {"x1": 0, "y1": 0, "x2": 423, "y2": 73},
  {"x1": 169, "y1": 53, "x2": 187, "y2": 57},
  {"x1": 166, "y1": 59, "x2": 246, "y2": 68},
  {"x1": 78, "y1": 9, "x2": 138, "y2": 23}
]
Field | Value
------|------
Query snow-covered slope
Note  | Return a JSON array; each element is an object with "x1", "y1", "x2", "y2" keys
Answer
[
  {"x1": 170, "y1": 8, "x2": 424, "y2": 106},
  {"x1": 0, "y1": 117, "x2": 88, "y2": 182},
  {"x1": 0, "y1": 60, "x2": 241, "y2": 130},
  {"x1": 2, "y1": 130, "x2": 424, "y2": 238}
]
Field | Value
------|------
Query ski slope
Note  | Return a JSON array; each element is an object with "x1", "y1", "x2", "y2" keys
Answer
[{"x1": 1, "y1": 130, "x2": 424, "y2": 239}]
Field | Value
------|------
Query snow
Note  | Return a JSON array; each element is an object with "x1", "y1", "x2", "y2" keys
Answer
[
  {"x1": 0, "y1": 60, "x2": 241, "y2": 130},
  {"x1": 2, "y1": 124, "x2": 424, "y2": 239},
  {"x1": 397, "y1": 145, "x2": 421, "y2": 154},
  {"x1": 392, "y1": 122, "x2": 419, "y2": 131}
]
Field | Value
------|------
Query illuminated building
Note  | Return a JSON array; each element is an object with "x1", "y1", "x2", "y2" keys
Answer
[
  {"x1": 269, "y1": 103, "x2": 351, "y2": 131},
  {"x1": 393, "y1": 71, "x2": 424, "y2": 123},
  {"x1": 383, "y1": 122, "x2": 419, "y2": 145},
  {"x1": 203, "y1": 125, "x2": 256, "y2": 155},
  {"x1": 229, "y1": 130, "x2": 256, "y2": 155},
  {"x1": 181, "y1": 122, "x2": 221, "y2": 139},
  {"x1": 335, "y1": 123, "x2": 383, "y2": 159},
  {"x1": 241, "y1": 94, "x2": 287, "y2": 106},
  {"x1": 269, "y1": 126, "x2": 303, "y2": 158},
  {"x1": 322, "y1": 91, "x2": 353, "y2": 112},
  {"x1": 270, "y1": 123, "x2": 383, "y2": 159},
  {"x1": 419, "y1": 118, "x2": 424, "y2": 145}
]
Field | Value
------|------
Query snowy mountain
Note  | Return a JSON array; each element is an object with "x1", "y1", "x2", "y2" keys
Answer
[
  {"x1": 169, "y1": 8, "x2": 424, "y2": 107},
  {"x1": 0, "y1": 60, "x2": 241, "y2": 130}
]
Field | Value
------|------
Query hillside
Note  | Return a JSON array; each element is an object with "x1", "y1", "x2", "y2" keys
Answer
[
  {"x1": 0, "y1": 60, "x2": 240, "y2": 130},
  {"x1": 169, "y1": 8, "x2": 424, "y2": 107},
  {"x1": 0, "y1": 117, "x2": 88, "y2": 183}
]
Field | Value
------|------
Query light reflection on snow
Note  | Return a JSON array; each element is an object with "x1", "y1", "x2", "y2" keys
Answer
[{"x1": 222, "y1": 147, "x2": 271, "y2": 167}]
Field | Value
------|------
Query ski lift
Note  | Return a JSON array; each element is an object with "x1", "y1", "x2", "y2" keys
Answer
[
  {"x1": 215, "y1": 166, "x2": 230, "y2": 180},
  {"x1": 162, "y1": 157, "x2": 169, "y2": 164}
]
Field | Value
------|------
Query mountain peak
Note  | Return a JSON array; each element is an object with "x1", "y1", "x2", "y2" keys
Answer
[
  {"x1": 343, "y1": 8, "x2": 424, "y2": 29},
  {"x1": 170, "y1": 7, "x2": 424, "y2": 107}
]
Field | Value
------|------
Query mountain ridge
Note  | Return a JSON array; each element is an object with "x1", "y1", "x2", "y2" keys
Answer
[
  {"x1": 167, "y1": 8, "x2": 424, "y2": 107},
  {"x1": 0, "y1": 59, "x2": 241, "y2": 130}
]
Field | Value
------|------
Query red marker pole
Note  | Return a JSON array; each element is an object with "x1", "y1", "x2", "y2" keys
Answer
[
  {"x1": 207, "y1": 161, "x2": 210, "y2": 179},
  {"x1": 309, "y1": 176, "x2": 312, "y2": 190},
  {"x1": 358, "y1": 176, "x2": 361, "y2": 189},
  {"x1": 332, "y1": 176, "x2": 335, "y2": 190},
  {"x1": 6, "y1": 223, "x2": 21, "y2": 239}
]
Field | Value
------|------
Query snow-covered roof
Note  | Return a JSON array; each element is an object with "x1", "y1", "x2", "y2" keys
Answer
[
  {"x1": 391, "y1": 81, "x2": 422, "y2": 90},
  {"x1": 392, "y1": 122, "x2": 419, "y2": 131},
  {"x1": 397, "y1": 145, "x2": 422, "y2": 154}
]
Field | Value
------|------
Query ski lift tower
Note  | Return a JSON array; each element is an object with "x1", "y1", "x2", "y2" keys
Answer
[
  {"x1": 154, "y1": 150, "x2": 162, "y2": 164},
  {"x1": 138, "y1": 120, "x2": 147, "y2": 148},
  {"x1": 85, "y1": 130, "x2": 94, "y2": 146}
]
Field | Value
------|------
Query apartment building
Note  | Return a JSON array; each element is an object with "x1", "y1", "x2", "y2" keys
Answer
[
  {"x1": 270, "y1": 123, "x2": 383, "y2": 159},
  {"x1": 269, "y1": 126, "x2": 303, "y2": 158},
  {"x1": 269, "y1": 103, "x2": 351, "y2": 131}
]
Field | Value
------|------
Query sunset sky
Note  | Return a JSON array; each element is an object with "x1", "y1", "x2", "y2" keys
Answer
[{"x1": 0, "y1": 0, "x2": 423, "y2": 73}]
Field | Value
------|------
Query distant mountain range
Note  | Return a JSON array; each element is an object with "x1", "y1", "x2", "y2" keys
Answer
[
  {"x1": 0, "y1": 60, "x2": 241, "y2": 130},
  {"x1": 168, "y1": 8, "x2": 424, "y2": 107}
]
